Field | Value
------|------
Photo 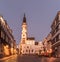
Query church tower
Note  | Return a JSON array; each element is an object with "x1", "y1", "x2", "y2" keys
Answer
[{"x1": 21, "y1": 14, "x2": 27, "y2": 44}]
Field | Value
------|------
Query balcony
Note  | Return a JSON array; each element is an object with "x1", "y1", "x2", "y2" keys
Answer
[{"x1": 52, "y1": 40, "x2": 60, "y2": 48}]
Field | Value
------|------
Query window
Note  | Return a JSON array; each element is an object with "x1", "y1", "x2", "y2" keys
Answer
[
  {"x1": 27, "y1": 46, "x2": 29, "y2": 48},
  {"x1": 58, "y1": 24, "x2": 60, "y2": 29},
  {"x1": 22, "y1": 40, "x2": 25, "y2": 44},
  {"x1": 56, "y1": 25, "x2": 59, "y2": 32},
  {"x1": 29, "y1": 50, "x2": 30, "y2": 53},
  {"x1": 56, "y1": 35, "x2": 59, "y2": 41},
  {"x1": 6, "y1": 36, "x2": 8, "y2": 42},
  {"x1": 26, "y1": 50, "x2": 28, "y2": 52},
  {"x1": 23, "y1": 51, "x2": 24, "y2": 53},
  {"x1": 32, "y1": 50, "x2": 33, "y2": 52},
  {"x1": 52, "y1": 38, "x2": 55, "y2": 44},
  {"x1": 1, "y1": 31, "x2": 5, "y2": 39},
  {"x1": 59, "y1": 34, "x2": 60, "y2": 40},
  {"x1": 23, "y1": 35, "x2": 25, "y2": 36}
]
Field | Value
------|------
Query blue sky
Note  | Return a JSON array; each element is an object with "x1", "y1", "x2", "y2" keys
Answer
[{"x1": 0, "y1": 0, "x2": 60, "y2": 44}]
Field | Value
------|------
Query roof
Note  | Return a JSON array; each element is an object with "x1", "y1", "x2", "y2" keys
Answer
[
  {"x1": 23, "y1": 13, "x2": 26, "y2": 23},
  {"x1": 27, "y1": 37, "x2": 35, "y2": 40}
]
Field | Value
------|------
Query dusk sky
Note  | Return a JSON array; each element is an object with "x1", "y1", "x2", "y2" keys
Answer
[{"x1": 0, "y1": 0, "x2": 60, "y2": 44}]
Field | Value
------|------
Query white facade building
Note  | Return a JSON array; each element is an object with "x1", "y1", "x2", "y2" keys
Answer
[
  {"x1": 19, "y1": 14, "x2": 44, "y2": 55},
  {"x1": 20, "y1": 37, "x2": 35, "y2": 54}
]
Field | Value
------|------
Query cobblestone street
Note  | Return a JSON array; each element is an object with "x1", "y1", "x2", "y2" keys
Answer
[{"x1": 0, "y1": 55, "x2": 60, "y2": 62}]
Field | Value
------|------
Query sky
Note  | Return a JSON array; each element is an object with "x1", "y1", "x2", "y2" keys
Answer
[{"x1": 0, "y1": 0, "x2": 60, "y2": 44}]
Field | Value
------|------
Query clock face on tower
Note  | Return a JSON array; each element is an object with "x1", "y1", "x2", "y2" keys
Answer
[{"x1": 22, "y1": 28, "x2": 27, "y2": 32}]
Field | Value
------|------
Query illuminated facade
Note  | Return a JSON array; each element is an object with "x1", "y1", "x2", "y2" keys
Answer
[
  {"x1": 0, "y1": 16, "x2": 16, "y2": 58},
  {"x1": 51, "y1": 11, "x2": 60, "y2": 57},
  {"x1": 19, "y1": 14, "x2": 44, "y2": 55},
  {"x1": 20, "y1": 14, "x2": 35, "y2": 54},
  {"x1": 20, "y1": 37, "x2": 35, "y2": 54},
  {"x1": 35, "y1": 42, "x2": 44, "y2": 55},
  {"x1": 43, "y1": 33, "x2": 52, "y2": 56}
]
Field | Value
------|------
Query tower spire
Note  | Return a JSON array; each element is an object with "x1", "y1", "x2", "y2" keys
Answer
[
  {"x1": 23, "y1": 13, "x2": 26, "y2": 23},
  {"x1": 24, "y1": 13, "x2": 25, "y2": 17},
  {"x1": 21, "y1": 13, "x2": 27, "y2": 44}
]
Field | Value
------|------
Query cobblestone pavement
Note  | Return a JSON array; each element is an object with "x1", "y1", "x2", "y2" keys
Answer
[{"x1": 0, "y1": 54, "x2": 60, "y2": 62}]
